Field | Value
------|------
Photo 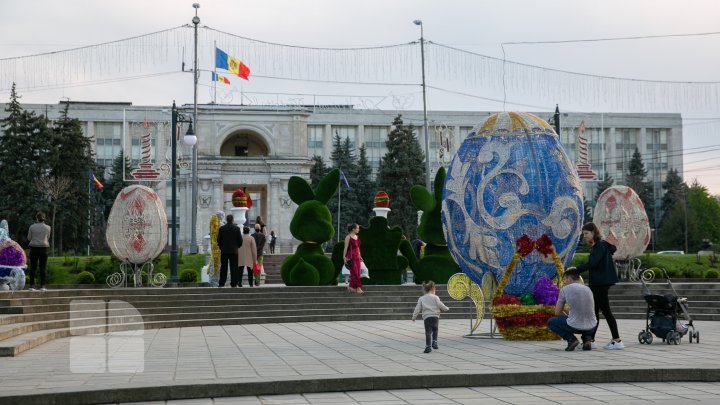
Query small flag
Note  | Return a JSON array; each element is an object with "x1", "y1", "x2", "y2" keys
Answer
[
  {"x1": 89, "y1": 170, "x2": 103, "y2": 189},
  {"x1": 211, "y1": 72, "x2": 231, "y2": 85},
  {"x1": 216, "y1": 48, "x2": 251, "y2": 80},
  {"x1": 339, "y1": 169, "x2": 350, "y2": 189}
]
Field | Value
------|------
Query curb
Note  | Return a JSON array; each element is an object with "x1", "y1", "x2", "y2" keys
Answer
[{"x1": 3, "y1": 367, "x2": 720, "y2": 405}]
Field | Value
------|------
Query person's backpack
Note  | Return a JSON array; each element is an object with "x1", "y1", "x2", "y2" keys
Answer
[{"x1": 253, "y1": 232, "x2": 266, "y2": 254}]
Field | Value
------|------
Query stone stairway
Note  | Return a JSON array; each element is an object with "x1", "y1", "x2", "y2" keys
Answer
[
  {"x1": 0, "y1": 281, "x2": 718, "y2": 357},
  {"x1": 261, "y1": 253, "x2": 287, "y2": 284}
]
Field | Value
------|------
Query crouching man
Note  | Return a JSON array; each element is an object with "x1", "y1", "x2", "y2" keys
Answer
[{"x1": 547, "y1": 267, "x2": 597, "y2": 351}]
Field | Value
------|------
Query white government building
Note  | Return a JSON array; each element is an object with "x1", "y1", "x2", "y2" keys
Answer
[{"x1": 4, "y1": 102, "x2": 683, "y2": 252}]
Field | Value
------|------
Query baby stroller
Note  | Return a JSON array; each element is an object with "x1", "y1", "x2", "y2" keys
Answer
[{"x1": 638, "y1": 268, "x2": 699, "y2": 345}]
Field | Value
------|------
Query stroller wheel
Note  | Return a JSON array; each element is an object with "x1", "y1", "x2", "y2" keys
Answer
[
  {"x1": 673, "y1": 331, "x2": 680, "y2": 345},
  {"x1": 695, "y1": 331, "x2": 700, "y2": 343},
  {"x1": 665, "y1": 331, "x2": 674, "y2": 344},
  {"x1": 638, "y1": 331, "x2": 646, "y2": 344},
  {"x1": 689, "y1": 332, "x2": 693, "y2": 343},
  {"x1": 645, "y1": 332, "x2": 653, "y2": 344}
]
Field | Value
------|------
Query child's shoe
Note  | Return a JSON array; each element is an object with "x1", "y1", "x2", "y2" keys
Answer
[
  {"x1": 423, "y1": 346, "x2": 432, "y2": 353},
  {"x1": 603, "y1": 339, "x2": 625, "y2": 350},
  {"x1": 432, "y1": 341, "x2": 438, "y2": 350}
]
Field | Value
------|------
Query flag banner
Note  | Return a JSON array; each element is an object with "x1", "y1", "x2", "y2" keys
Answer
[
  {"x1": 340, "y1": 169, "x2": 350, "y2": 189},
  {"x1": 89, "y1": 170, "x2": 104, "y2": 189},
  {"x1": 211, "y1": 72, "x2": 231, "y2": 84},
  {"x1": 216, "y1": 47, "x2": 251, "y2": 80}
]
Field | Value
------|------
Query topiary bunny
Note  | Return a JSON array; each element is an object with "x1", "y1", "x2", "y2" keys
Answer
[
  {"x1": 400, "y1": 167, "x2": 461, "y2": 284},
  {"x1": 280, "y1": 169, "x2": 340, "y2": 286}
]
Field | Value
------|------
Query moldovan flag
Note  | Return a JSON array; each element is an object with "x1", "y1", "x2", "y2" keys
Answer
[
  {"x1": 339, "y1": 169, "x2": 350, "y2": 189},
  {"x1": 211, "y1": 72, "x2": 231, "y2": 85},
  {"x1": 89, "y1": 170, "x2": 103, "y2": 189},
  {"x1": 215, "y1": 48, "x2": 250, "y2": 80}
]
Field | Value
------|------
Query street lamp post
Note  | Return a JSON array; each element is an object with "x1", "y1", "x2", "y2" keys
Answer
[
  {"x1": 414, "y1": 19, "x2": 431, "y2": 190},
  {"x1": 170, "y1": 102, "x2": 196, "y2": 283},
  {"x1": 189, "y1": 3, "x2": 201, "y2": 254}
]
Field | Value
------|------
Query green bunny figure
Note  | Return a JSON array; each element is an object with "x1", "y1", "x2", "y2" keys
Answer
[
  {"x1": 331, "y1": 215, "x2": 408, "y2": 285},
  {"x1": 400, "y1": 167, "x2": 461, "y2": 284},
  {"x1": 281, "y1": 169, "x2": 340, "y2": 286}
]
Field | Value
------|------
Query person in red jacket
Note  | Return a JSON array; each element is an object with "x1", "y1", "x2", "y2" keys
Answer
[{"x1": 576, "y1": 222, "x2": 624, "y2": 350}]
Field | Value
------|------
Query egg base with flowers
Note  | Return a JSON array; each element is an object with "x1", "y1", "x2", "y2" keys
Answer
[
  {"x1": 0, "y1": 220, "x2": 27, "y2": 291},
  {"x1": 490, "y1": 234, "x2": 564, "y2": 340}
]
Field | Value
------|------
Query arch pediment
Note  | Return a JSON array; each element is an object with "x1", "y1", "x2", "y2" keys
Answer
[{"x1": 218, "y1": 124, "x2": 275, "y2": 157}]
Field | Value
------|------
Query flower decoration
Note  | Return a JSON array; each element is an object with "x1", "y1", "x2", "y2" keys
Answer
[
  {"x1": 0, "y1": 240, "x2": 26, "y2": 266},
  {"x1": 532, "y1": 276, "x2": 559, "y2": 306},
  {"x1": 492, "y1": 294, "x2": 521, "y2": 306},
  {"x1": 231, "y1": 189, "x2": 248, "y2": 207},
  {"x1": 519, "y1": 292, "x2": 536, "y2": 306}
]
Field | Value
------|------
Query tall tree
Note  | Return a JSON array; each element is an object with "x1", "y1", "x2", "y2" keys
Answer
[
  {"x1": 309, "y1": 155, "x2": 328, "y2": 188},
  {"x1": 625, "y1": 148, "x2": 654, "y2": 228},
  {"x1": 0, "y1": 84, "x2": 54, "y2": 243},
  {"x1": 354, "y1": 144, "x2": 376, "y2": 219},
  {"x1": 687, "y1": 180, "x2": 720, "y2": 250},
  {"x1": 660, "y1": 168, "x2": 686, "y2": 215},
  {"x1": 376, "y1": 115, "x2": 425, "y2": 240},
  {"x1": 50, "y1": 102, "x2": 95, "y2": 253},
  {"x1": 327, "y1": 133, "x2": 364, "y2": 239},
  {"x1": 594, "y1": 175, "x2": 614, "y2": 202}
]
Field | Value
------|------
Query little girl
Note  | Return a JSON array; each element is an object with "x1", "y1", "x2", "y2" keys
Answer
[{"x1": 411, "y1": 281, "x2": 450, "y2": 353}]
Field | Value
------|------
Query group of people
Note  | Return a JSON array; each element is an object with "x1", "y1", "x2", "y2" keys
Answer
[
  {"x1": 410, "y1": 222, "x2": 625, "y2": 354},
  {"x1": 216, "y1": 215, "x2": 277, "y2": 288}
]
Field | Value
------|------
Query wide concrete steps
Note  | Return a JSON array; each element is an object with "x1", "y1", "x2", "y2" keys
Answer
[{"x1": 1, "y1": 282, "x2": 718, "y2": 357}]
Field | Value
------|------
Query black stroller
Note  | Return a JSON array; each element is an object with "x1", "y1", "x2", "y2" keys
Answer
[{"x1": 638, "y1": 268, "x2": 699, "y2": 345}]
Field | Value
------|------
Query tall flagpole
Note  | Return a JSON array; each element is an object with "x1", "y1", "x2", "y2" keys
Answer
[
  {"x1": 213, "y1": 40, "x2": 217, "y2": 104},
  {"x1": 337, "y1": 172, "x2": 341, "y2": 242},
  {"x1": 87, "y1": 170, "x2": 91, "y2": 256}
]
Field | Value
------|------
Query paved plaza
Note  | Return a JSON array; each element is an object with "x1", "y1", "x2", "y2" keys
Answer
[{"x1": 2, "y1": 319, "x2": 719, "y2": 404}]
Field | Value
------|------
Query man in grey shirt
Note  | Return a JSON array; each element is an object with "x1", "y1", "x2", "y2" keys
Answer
[{"x1": 547, "y1": 267, "x2": 597, "y2": 351}]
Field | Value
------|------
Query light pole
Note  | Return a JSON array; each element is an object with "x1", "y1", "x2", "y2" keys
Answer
[
  {"x1": 189, "y1": 3, "x2": 201, "y2": 254},
  {"x1": 414, "y1": 19, "x2": 431, "y2": 190},
  {"x1": 170, "y1": 101, "x2": 196, "y2": 283}
]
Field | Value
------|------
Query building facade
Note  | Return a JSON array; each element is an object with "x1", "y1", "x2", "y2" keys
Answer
[{"x1": 4, "y1": 102, "x2": 683, "y2": 251}]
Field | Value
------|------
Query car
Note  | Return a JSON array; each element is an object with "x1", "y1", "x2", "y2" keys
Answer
[{"x1": 657, "y1": 250, "x2": 684, "y2": 255}]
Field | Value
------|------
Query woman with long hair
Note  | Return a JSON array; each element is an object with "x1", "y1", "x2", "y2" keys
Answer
[
  {"x1": 576, "y1": 222, "x2": 624, "y2": 350},
  {"x1": 342, "y1": 223, "x2": 364, "y2": 294}
]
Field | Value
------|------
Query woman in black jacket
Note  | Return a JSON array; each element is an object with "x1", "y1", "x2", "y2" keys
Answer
[{"x1": 576, "y1": 222, "x2": 624, "y2": 350}]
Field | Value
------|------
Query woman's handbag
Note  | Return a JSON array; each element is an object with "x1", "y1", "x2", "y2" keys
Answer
[
  {"x1": 360, "y1": 261, "x2": 370, "y2": 279},
  {"x1": 344, "y1": 258, "x2": 352, "y2": 268},
  {"x1": 252, "y1": 262, "x2": 261, "y2": 274}
]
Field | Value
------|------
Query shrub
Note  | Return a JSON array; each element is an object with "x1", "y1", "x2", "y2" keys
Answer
[
  {"x1": 705, "y1": 269, "x2": 719, "y2": 279},
  {"x1": 179, "y1": 269, "x2": 198, "y2": 283},
  {"x1": 76, "y1": 271, "x2": 96, "y2": 284},
  {"x1": 649, "y1": 267, "x2": 664, "y2": 280}
]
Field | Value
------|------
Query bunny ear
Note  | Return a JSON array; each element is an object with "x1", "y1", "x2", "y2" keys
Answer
[
  {"x1": 410, "y1": 184, "x2": 434, "y2": 212},
  {"x1": 433, "y1": 167, "x2": 446, "y2": 201},
  {"x1": 288, "y1": 176, "x2": 315, "y2": 205},
  {"x1": 315, "y1": 168, "x2": 340, "y2": 204}
]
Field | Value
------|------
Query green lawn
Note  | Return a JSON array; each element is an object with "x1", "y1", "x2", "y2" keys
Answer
[{"x1": 570, "y1": 252, "x2": 720, "y2": 279}]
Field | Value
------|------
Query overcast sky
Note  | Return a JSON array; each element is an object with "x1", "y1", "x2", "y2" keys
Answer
[{"x1": 2, "y1": 0, "x2": 719, "y2": 192}]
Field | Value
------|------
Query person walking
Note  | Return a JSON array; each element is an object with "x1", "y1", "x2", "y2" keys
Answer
[
  {"x1": 547, "y1": 267, "x2": 597, "y2": 351},
  {"x1": 342, "y1": 223, "x2": 364, "y2": 294},
  {"x1": 238, "y1": 226, "x2": 257, "y2": 287},
  {"x1": 217, "y1": 214, "x2": 242, "y2": 287},
  {"x1": 255, "y1": 215, "x2": 267, "y2": 235},
  {"x1": 27, "y1": 212, "x2": 51, "y2": 291},
  {"x1": 576, "y1": 222, "x2": 624, "y2": 350},
  {"x1": 268, "y1": 230, "x2": 277, "y2": 254},
  {"x1": 411, "y1": 281, "x2": 450, "y2": 353},
  {"x1": 252, "y1": 224, "x2": 266, "y2": 286}
]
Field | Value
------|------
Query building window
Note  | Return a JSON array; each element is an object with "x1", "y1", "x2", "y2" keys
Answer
[
  {"x1": 307, "y1": 125, "x2": 324, "y2": 157},
  {"x1": 95, "y1": 122, "x2": 122, "y2": 168},
  {"x1": 365, "y1": 126, "x2": 388, "y2": 176}
]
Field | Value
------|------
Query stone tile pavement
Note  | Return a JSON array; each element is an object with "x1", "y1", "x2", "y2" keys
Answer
[{"x1": 2, "y1": 319, "x2": 719, "y2": 404}]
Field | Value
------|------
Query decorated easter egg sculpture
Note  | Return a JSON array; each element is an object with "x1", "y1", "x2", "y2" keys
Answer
[
  {"x1": 374, "y1": 191, "x2": 390, "y2": 208},
  {"x1": 441, "y1": 112, "x2": 583, "y2": 296},
  {"x1": 593, "y1": 185, "x2": 650, "y2": 260}
]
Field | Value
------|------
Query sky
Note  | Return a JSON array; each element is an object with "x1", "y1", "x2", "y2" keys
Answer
[{"x1": 2, "y1": 0, "x2": 719, "y2": 193}]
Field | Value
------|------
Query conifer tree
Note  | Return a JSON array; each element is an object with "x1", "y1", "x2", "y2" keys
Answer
[
  {"x1": 376, "y1": 115, "x2": 425, "y2": 240},
  {"x1": 50, "y1": 102, "x2": 95, "y2": 252},
  {"x1": 327, "y1": 133, "x2": 364, "y2": 239},
  {"x1": 626, "y1": 148, "x2": 654, "y2": 227},
  {"x1": 309, "y1": 155, "x2": 328, "y2": 188},
  {"x1": 354, "y1": 144, "x2": 376, "y2": 219},
  {"x1": 594, "y1": 175, "x2": 614, "y2": 202},
  {"x1": 0, "y1": 84, "x2": 53, "y2": 243}
]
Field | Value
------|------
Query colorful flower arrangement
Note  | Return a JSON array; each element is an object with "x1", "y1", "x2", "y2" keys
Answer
[
  {"x1": 0, "y1": 239, "x2": 26, "y2": 267},
  {"x1": 490, "y1": 234, "x2": 564, "y2": 340}
]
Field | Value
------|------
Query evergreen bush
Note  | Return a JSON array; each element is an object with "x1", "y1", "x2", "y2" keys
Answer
[
  {"x1": 76, "y1": 271, "x2": 95, "y2": 284},
  {"x1": 705, "y1": 269, "x2": 719, "y2": 279},
  {"x1": 179, "y1": 269, "x2": 198, "y2": 283}
]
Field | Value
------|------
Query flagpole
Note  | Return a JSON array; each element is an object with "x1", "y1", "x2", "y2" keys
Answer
[
  {"x1": 213, "y1": 41, "x2": 217, "y2": 104},
  {"x1": 87, "y1": 170, "x2": 91, "y2": 256},
  {"x1": 337, "y1": 172, "x2": 341, "y2": 243}
]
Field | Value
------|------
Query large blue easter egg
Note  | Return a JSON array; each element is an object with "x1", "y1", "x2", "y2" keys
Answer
[{"x1": 441, "y1": 112, "x2": 583, "y2": 296}]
